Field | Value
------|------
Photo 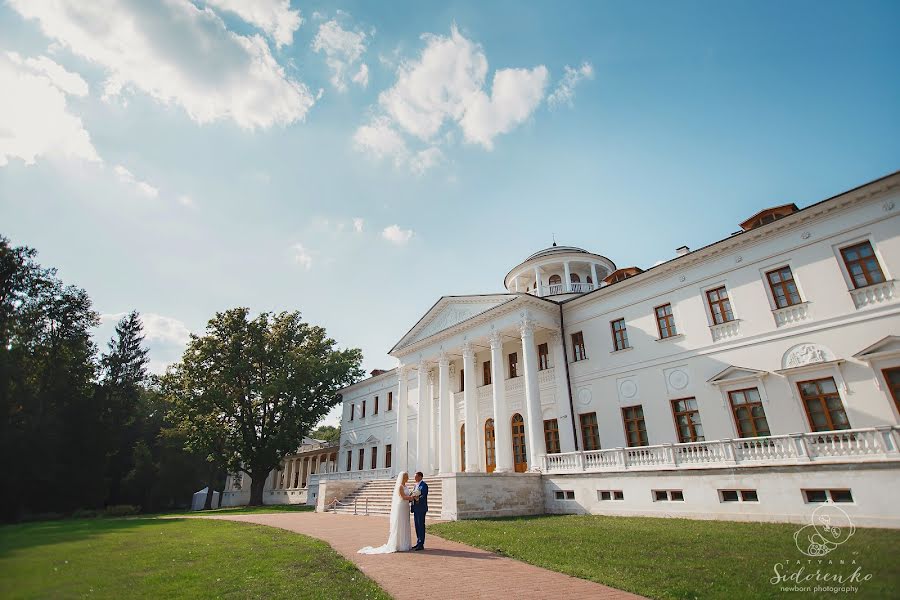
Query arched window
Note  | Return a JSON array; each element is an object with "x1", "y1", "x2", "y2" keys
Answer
[
  {"x1": 460, "y1": 424, "x2": 466, "y2": 472},
  {"x1": 570, "y1": 273, "x2": 581, "y2": 283},
  {"x1": 587, "y1": 275, "x2": 593, "y2": 284},
  {"x1": 549, "y1": 274, "x2": 561, "y2": 285},
  {"x1": 511, "y1": 413, "x2": 527, "y2": 472},
  {"x1": 484, "y1": 419, "x2": 496, "y2": 473}
]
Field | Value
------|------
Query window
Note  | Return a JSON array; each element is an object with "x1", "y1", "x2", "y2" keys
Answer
[
  {"x1": 728, "y1": 388, "x2": 770, "y2": 437},
  {"x1": 549, "y1": 274, "x2": 561, "y2": 285},
  {"x1": 511, "y1": 413, "x2": 527, "y2": 472},
  {"x1": 570, "y1": 273, "x2": 580, "y2": 283},
  {"x1": 509, "y1": 352, "x2": 519, "y2": 378},
  {"x1": 374, "y1": 396, "x2": 379, "y2": 414},
  {"x1": 350, "y1": 403, "x2": 355, "y2": 421},
  {"x1": 460, "y1": 368, "x2": 465, "y2": 392},
  {"x1": 580, "y1": 412, "x2": 600, "y2": 451},
  {"x1": 706, "y1": 286, "x2": 734, "y2": 324},
  {"x1": 554, "y1": 490, "x2": 576, "y2": 500},
  {"x1": 346, "y1": 450, "x2": 352, "y2": 471},
  {"x1": 671, "y1": 398, "x2": 704, "y2": 443},
  {"x1": 572, "y1": 331, "x2": 586, "y2": 361},
  {"x1": 483, "y1": 360, "x2": 492, "y2": 386},
  {"x1": 538, "y1": 343, "x2": 549, "y2": 370},
  {"x1": 484, "y1": 419, "x2": 496, "y2": 472},
  {"x1": 720, "y1": 489, "x2": 758, "y2": 502},
  {"x1": 803, "y1": 489, "x2": 853, "y2": 503},
  {"x1": 798, "y1": 377, "x2": 850, "y2": 432},
  {"x1": 653, "y1": 490, "x2": 684, "y2": 502},
  {"x1": 385, "y1": 444, "x2": 392, "y2": 469},
  {"x1": 655, "y1": 304, "x2": 677, "y2": 338},
  {"x1": 598, "y1": 490, "x2": 624, "y2": 501},
  {"x1": 361, "y1": 399, "x2": 366, "y2": 418},
  {"x1": 766, "y1": 266, "x2": 802, "y2": 308},
  {"x1": 883, "y1": 367, "x2": 900, "y2": 414},
  {"x1": 544, "y1": 419, "x2": 561, "y2": 454},
  {"x1": 370, "y1": 446, "x2": 377, "y2": 470},
  {"x1": 622, "y1": 405, "x2": 648, "y2": 447},
  {"x1": 358, "y1": 448, "x2": 364, "y2": 470},
  {"x1": 841, "y1": 241, "x2": 885, "y2": 289},
  {"x1": 387, "y1": 391, "x2": 393, "y2": 411},
  {"x1": 611, "y1": 319, "x2": 629, "y2": 351}
]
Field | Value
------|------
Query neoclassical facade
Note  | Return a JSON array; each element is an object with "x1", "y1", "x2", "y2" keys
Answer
[{"x1": 236, "y1": 172, "x2": 900, "y2": 526}]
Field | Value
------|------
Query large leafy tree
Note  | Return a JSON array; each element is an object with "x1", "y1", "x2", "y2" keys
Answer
[
  {"x1": 166, "y1": 308, "x2": 363, "y2": 505},
  {"x1": 310, "y1": 424, "x2": 340, "y2": 444}
]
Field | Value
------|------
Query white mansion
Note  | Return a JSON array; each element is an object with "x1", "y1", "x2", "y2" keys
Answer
[{"x1": 225, "y1": 171, "x2": 900, "y2": 527}]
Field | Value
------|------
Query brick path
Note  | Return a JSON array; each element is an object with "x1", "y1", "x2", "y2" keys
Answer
[{"x1": 203, "y1": 512, "x2": 644, "y2": 600}]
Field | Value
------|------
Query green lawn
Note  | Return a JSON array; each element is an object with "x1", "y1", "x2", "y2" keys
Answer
[
  {"x1": 430, "y1": 515, "x2": 900, "y2": 600},
  {"x1": 0, "y1": 517, "x2": 387, "y2": 600}
]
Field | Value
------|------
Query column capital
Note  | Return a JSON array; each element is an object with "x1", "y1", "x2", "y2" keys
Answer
[
  {"x1": 549, "y1": 328, "x2": 563, "y2": 345},
  {"x1": 438, "y1": 352, "x2": 450, "y2": 367},
  {"x1": 398, "y1": 364, "x2": 410, "y2": 376},
  {"x1": 461, "y1": 341, "x2": 475, "y2": 359},
  {"x1": 489, "y1": 329, "x2": 503, "y2": 349},
  {"x1": 519, "y1": 317, "x2": 536, "y2": 338}
]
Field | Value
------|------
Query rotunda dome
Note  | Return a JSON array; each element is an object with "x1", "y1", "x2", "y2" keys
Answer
[{"x1": 504, "y1": 243, "x2": 616, "y2": 298}]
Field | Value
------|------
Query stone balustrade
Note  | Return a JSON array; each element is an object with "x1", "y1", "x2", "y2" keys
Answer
[{"x1": 850, "y1": 279, "x2": 896, "y2": 308}]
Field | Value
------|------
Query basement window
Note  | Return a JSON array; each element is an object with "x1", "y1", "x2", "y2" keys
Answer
[
  {"x1": 653, "y1": 490, "x2": 684, "y2": 502},
  {"x1": 554, "y1": 490, "x2": 576, "y2": 501},
  {"x1": 598, "y1": 490, "x2": 624, "y2": 501},
  {"x1": 720, "y1": 489, "x2": 758, "y2": 503},
  {"x1": 805, "y1": 489, "x2": 854, "y2": 503}
]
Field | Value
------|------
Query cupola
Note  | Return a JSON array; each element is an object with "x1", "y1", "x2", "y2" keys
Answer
[{"x1": 504, "y1": 244, "x2": 616, "y2": 299}]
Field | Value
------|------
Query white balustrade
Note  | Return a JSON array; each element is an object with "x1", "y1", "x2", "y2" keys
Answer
[
  {"x1": 710, "y1": 320, "x2": 741, "y2": 342},
  {"x1": 537, "y1": 367, "x2": 556, "y2": 386},
  {"x1": 541, "y1": 427, "x2": 900, "y2": 474},
  {"x1": 316, "y1": 467, "x2": 393, "y2": 483},
  {"x1": 773, "y1": 302, "x2": 810, "y2": 327},
  {"x1": 849, "y1": 280, "x2": 896, "y2": 309}
]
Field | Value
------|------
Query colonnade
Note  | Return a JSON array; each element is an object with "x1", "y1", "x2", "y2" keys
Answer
[{"x1": 270, "y1": 450, "x2": 338, "y2": 491}]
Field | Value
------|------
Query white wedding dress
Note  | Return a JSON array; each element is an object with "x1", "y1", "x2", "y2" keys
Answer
[{"x1": 358, "y1": 473, "x2": 412, "y2": 554}]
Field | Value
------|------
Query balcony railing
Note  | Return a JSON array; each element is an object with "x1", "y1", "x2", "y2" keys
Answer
[
  {"x1": 315, "y1": 467, "x2": 394, "y2": 485},
  {"x1": 850, "y1": 280, "x2": 896, "y2": 309},
  {"x1": 773, "y1": 302, "x2": 810, "y2": 327},
  {"x1": 541, "y1": 426, "x2": 900, "y2": 473},
  {"x1": 531, "y1": 282, "x2": 598, "y2": 297}
]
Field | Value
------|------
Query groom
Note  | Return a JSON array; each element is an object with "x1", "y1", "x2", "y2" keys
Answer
[{"x1": 410, "y1": 471, "x2": 428, "y2": 551}]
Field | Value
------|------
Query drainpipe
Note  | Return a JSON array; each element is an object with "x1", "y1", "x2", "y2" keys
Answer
[{"x1": 558, "y1": 303, "x2": 579, "y2": 450}]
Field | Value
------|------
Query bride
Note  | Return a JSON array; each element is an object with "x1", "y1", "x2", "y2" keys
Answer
[{"x1": 358, "y1": 471, "x2": 413, "y2": 554}]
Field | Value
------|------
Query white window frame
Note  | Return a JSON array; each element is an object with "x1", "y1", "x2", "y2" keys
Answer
[
  {"x1": 757, "y1": 258, "x2": 808, "y2": 311},
  {"x1": 831, "y1": 234, "x2": 892, "y2": 291},
  {"x1": 777, "y1": 362, "x2": 852, "y2": 433},
  {"x1": 700, "y1": 280, "x2": 740, "y2": 327},
  {"x1": 711, "y1": 375, "x2": 775, "y2": 439}
]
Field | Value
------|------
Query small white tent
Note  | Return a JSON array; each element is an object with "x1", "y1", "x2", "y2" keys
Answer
[{"x1": 191, "y1": 487, "x2": 220, "y2": 511}]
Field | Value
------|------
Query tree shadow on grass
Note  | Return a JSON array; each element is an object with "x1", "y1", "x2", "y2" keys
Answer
[{"x1": 0, "y1": 517, "x2": 186, "y2": 557}]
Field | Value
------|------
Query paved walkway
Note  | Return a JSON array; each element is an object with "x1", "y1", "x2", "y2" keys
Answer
[{"x1": 203, "y1": 512, "x2": 643, "y2": 600}]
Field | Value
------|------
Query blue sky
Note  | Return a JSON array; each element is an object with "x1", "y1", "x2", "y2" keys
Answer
[{"x1": 1, "y1": 1, "x2": 898, "y2": 424}]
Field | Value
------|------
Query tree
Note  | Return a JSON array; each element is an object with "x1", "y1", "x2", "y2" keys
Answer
[
  {"x1": 310, "y1": 424, "x2": 340, "y2": 444},
  {"x1": 165, "y1": 308, "x2": 363, "y2": 505}
]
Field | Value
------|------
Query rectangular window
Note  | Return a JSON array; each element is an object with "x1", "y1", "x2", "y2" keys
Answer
[
  {"x1": 741, "y1": 490, "x2": 759, "y2": 502},
  {"x1": 350, "y1": 403, "x2": 355, "y2": 421},
  {"x1": 830, "y1": 489, "x2": 854, "y2": 503},
  {"x1": 580, "y1": 412, "x2": 600, "y2": 451},
  {"x1": 544, "y1": 419, "x2": 561, "y2": 454},
  {"x1": 483, "y1": 360, "x2": 492, "y2": 386},
  {"x1": 721, "y1": 490, "x2": 739, "y2": 502},
  {"x1": 706, "y1": 286, "x2": 735, "y2": 325},
  {"x1": 622, "y1": 405, "x2": 648, "y2": 447},
  {"x1": 387, "y1": 391, "x2": 393, "y2": 411},
  {"x1": 883, "y1": 367, "x2": 900, "y2": 414},
  {"x1": 670, "y1": 490, "x2": 684, "y2": 501},
  {"x1": 653, "y1": 490, "x2": 683, "y2": 502},
  {"x1": 655, "y1": 303, "x2": 677, "y2": 338},
  {"x1": 720, "y1": 489, "x2": 758, "y2": 502},
  {"x1": 572, "y1": 331, "x2": 586, "y2": 361},
  {"x1": 509, "y1": 352, "x2": 518, "y2": 378},
  {"x1": 728, "y1": 388, "x2": 770, "y2": 437},
  {"x1": 361, "y1": 399, "x2": 366, "y2": 418},
  {"x1": 611, "y1": 319, "x2": 629, "y2": 351},
  {"x1": 374, "y1": 396, "x2": 379, "y2": 414},
  {"x1": 798, "y1": 377, "x2": 850, "y2": 432},
  {"x1": 653, "y1": 490, "x2": 668, "y2": 502},
  {"x1": 538, "y1": 343, "x2": 550, "y2": 370},
  {"x1": 460, "y1": 368, "x2": 465, "y2": 392},
  {"x1": 766, "y1": 266, "x2": 802, "y2": 308},
  {"x1": 841, "y1": 241, "x2": 886, "y2": 289},
  {"x1": 671, "y1": 398, "x2": 704, "y2": 443},
  {"x1": 803, "y1": 489, "x2": 828, "y2": 503},
  {"x1": 346, "y1": 450, "x2": 352, "y2": 471},
  {"x1": 358, "y1": 448, "x2": 364, "y2": 471},
  {"x1": 598, "y1": 490, "x2": 625, "y2": 501},
  {"x1": 370, "y1": 446, "x2": 378, "y2": 470},
  {"x1": 385, "y1": 444, "x2": 392, "y2": 469},
  {"x1": 554, "y1": 490, "x2": 576, "y2": 500},
  {"x1": 614, "y1": 490, "x2": 624, "y2": 500}
]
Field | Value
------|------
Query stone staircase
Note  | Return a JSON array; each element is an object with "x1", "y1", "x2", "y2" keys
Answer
[{"x1": 331, "y1": 478, "x2": 442, "y2": 517}]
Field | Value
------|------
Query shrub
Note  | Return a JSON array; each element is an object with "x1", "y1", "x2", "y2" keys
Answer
[
  {"x1": 20, "y1": 512, "x2": 64, "y2": 522},
  {"x1": 105, "y1": 505, "x2": 141, "y2": 517}
]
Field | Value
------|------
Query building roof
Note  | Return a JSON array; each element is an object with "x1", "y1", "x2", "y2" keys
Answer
[{"x1": 525, "y1": 244, "x2": 592, "y2": 261}]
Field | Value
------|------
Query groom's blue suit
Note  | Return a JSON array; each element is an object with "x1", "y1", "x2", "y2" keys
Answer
[{"x1": 411, "y1": 479, "x2": 428, "y2": 549}]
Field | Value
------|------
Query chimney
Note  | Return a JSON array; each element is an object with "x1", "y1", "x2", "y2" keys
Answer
[{"x1": 676, "y1": 246, "x2": 690, "y2": 257}]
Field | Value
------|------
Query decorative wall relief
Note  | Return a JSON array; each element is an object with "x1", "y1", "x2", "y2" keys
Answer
[
  {"x1": 781, "y1": 343, "x2": 835, "y2": 370},
  {"x1": 663, "y1": 365, "x2": 690, "y2": 395},
  {"x1": 617, "y1": 378, "x2": 638, "y2": 402}
]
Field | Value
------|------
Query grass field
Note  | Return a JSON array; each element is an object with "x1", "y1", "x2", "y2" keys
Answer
[
  {"x1": 430, "y1": 515, "x2": 900, "y2": 600},
  {"x1": 0, "y1": 516, "x2": 387, "y2": 600}
]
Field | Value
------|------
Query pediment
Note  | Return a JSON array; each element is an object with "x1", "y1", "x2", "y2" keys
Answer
[
  {"x1": 362, "y1": 435, "x2": 380, "y2": 444},
  {"x1": 707, "y1": 366, "x2": 768, "y2": 386},
  {"x1": 390, "y1": 294, "x2": 516, "y2": 353},
  {"x1": 854, "y1": 336, "x2": 900, "y2": 362}
]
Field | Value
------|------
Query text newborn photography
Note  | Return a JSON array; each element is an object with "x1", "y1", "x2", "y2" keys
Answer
[{"x1": 1, "y1": 1, "x2": 898, "y2": 599}]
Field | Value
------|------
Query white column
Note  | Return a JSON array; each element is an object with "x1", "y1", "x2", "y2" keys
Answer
[
  {"x1": 438, "y1": 354, "x2": 452, "y2": 474},
  {"x1": 462, "y1": 343, "x2": 481, "y2": 472},
  {"x1": 428, "y1": 371, "x2": 438, "y2": 474},
  {"x1": 285, "y1": 460, "x2": 293, "y2": 489},
  {"x1": 590, "y1": 263, "x2": 599, "y2": 290},
  {"x1": 520, "y1": 318, "x2": 545, "y2": 471},
  {"x1": 416, "y1": 364, "x2": 431, "y2": 474},
  {"x1": 396, "y1": 366, "x2": 409, "y2": 474},
  {"x1": 533, "y1": 266, "x2": 542, "y2": 297},
  {"x1": 564, "y1": 261, "x2": 572, "y2": 292},
  {"x1": 490, "y1": 330, "x2": 513, "y2": 472},
  {"x1": 305, "y1": 457, "x2": 313, "y2": 487},
  {"x1": 449, "y1": 363, "x2": 460, "y2": 472},
  {"x1": 550, "y1": 330, "x2": 576, "y2": 452},
  {"x1": 514, "y1": 275, "x2": 520, "y2": 292}
]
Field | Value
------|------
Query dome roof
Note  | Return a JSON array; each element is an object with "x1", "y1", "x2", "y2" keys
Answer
[{"x1": 524, "y1": 244, "x2": 592, "y2": 261}]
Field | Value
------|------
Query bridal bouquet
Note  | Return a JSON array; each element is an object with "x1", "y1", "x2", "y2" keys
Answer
[{"x1": 410, "y1": 488, "x2": 422, "y2": 503}]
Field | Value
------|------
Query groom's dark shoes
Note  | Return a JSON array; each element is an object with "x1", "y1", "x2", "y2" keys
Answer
[{"x1": 412, "y1": 544, "x2": 424, "y2": 551}]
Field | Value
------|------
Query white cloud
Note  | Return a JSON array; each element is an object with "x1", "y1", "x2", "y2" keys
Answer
[
  {"x1": 0, "y1": 51, "x2": 99, "y2": 166},
  {"x1": 177, "y1": 194, "x2": 195, "y2": 207},
  {"x1": 101, "y1": 311, "x2": 192, "y2": 347},
  {"x1": 547, "y1": 61, "x2": 594, "y2": 109},
  {"x1": 9, "y1": 0, "x2": 315, "y2": 130},
  {"x1": 353, "y1": 217, "x2": 364, "y2": 233},
  {"x1": 312, "y1": 19, "x2": 369, "y2": 92},
  {"x1": 381, "y1": 225, "x2": 414, "y2": 245},
  {"x1": 354, "y1": 25, "x2": 548, "y2": 173},
  {"x1": 204, "y1": 0, "x2": 302, "y2": 47},
  {"x1": 292, "y1": 243, "x2": 313, "y2": 269},
  {"x1": 114, "y1": 164, "x2": 159, "y2": 198}
]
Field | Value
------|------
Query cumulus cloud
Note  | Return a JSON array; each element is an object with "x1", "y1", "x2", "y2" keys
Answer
[
  {"x1": 353, "y1": 217, "x2": 364, "y2": 233},
  {"x1": 292, "y1": 243, "x2": 313, "y2": 269},
  {"x1": 547, "y1": 61, "x2": 594, "y2": 109},
  {"x1": 0, "y1": 51, "x2": 99, "y2": 166},
  {"x1": 381, "y1": 225, "x2": 414, "y2": 245},
  {"x1": 8, "y1": 0, "x2": 315, "y2": 130},
  {"x1": 354, "y1": 25, "x2": 547, "y2": 173},
  {"x1": 114, "y1": 164, "x2": 159, "y2": 198},
  {"x1": 312, "y1": 19, "x2": 369, "y2": 92},
  {"x1": 101, "y1": 311, "x2": 192, "y2": 346},
  {"x1": 204, "y1": 0, "x2": 302, "y2": 47}
]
